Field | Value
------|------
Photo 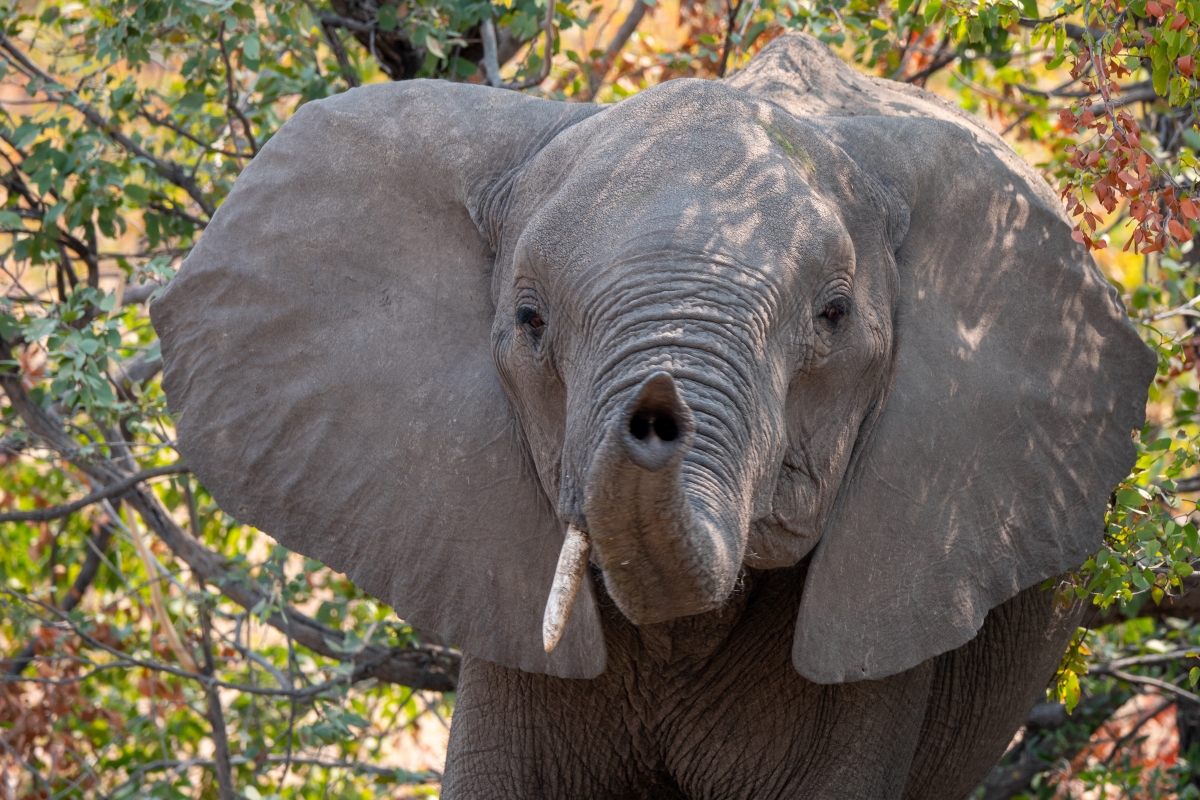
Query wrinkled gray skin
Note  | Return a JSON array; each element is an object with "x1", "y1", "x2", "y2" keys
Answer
[{"x1": 152, "y1": 34, "x2": 1155, "y2": 800}]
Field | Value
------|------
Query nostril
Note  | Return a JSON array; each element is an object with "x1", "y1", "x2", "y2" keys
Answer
[
  {"x1": 630, "y1": 412, "x2": 651, "y2": 441},
  {"x1": 652, "y1": 414, "x2": 678, "y2": 442},
  {"x1": 620, "y1": 371, "x2": 694, "y2": 469},
  {"x1": 628, "y1": 410, "x2": 679, "y2": 443}
]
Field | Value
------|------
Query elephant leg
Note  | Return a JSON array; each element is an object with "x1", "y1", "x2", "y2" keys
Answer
[
  {"x1": 441, "y1": 652, "x2": 678, "y2": 800},
  {"x1": 900, "y1": 583, "x2": 1082, "y2": 800}
]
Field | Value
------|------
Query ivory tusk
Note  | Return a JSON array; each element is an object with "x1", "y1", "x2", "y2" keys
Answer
[{"x1": 542, "y1": 523, "x2": 591, "y2": 653}]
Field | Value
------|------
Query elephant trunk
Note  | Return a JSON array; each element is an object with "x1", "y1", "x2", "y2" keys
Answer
[{"x1": 581, "y1": 371, "x2": 744, "y2": 625}]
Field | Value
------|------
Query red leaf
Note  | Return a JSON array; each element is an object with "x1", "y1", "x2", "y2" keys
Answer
[
  {"x1": 1169, "y1": 218, "x2": 1192, "y2": 240},
  {"x1": 1180, "y1": 55, "x2": 1195, "y2": 76},
  {"x1": 1146, "y1": 1, "x2": 1164, "y2": 16},
  {"x1": 1182, "y1": 198, "x2": 1200, "y2": 220},
  {"x1": 1072, "y1": 229, "x2": 1087, "y2": 243},
  {"x1": 1171, "y1": 14, "x2": 1188, "y2": 29}
]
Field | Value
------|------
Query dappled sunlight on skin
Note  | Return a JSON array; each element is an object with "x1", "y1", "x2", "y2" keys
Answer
[{"x1": 494, "y1": 77, "x2": 897, "y2": 627}]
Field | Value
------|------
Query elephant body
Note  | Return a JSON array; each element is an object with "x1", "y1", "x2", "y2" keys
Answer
[
  {"x1": 445, "y1": 566, "x2": 1077, "y2": 799},
  {"x1": 151, "y1": 32, "x2": 1154, "y2": 800}
]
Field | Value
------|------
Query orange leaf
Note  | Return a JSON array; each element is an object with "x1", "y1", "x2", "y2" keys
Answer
[
  {"x1": 1180, "y1": 55, "x2": 1195, "y2": 76},
  {"x1": 1146, "y1": 1, "x2": 1164, "y2": 16},
  {"x1": 1169, "y1": 218, "x2": 1192, "y2": 240},
  {"x1": 1182, "y1": 198, "x2": 1200, "y2": 220}
]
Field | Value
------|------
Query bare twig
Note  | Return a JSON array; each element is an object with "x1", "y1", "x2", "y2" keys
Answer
[
  {"x1": 482, "y1": 0, "x2": 556, "y2": 91},
  {"x1": 200, "y1": 604, "x2": 237, "y2": 800},
  {"x1": 480, "y1": 18, "x2": 504, "y2": 87},
  {"x1": 0, "y1": 464, "x2": 187, "y2": 523},
  {"x1": 903, "y1": 33, "x2": 955, "y2": 86},
  {"x1": 217, "y1": 23, "x2": 259, "y2": 159},
  {"x1": 0, "y1": 338, "x2": 460, "y2": 691},
  {"x1": 1093, "y1": 664, "x2": 1200, "y2": 704},
  {"x1": 1018, "y1": 16, "x2": 1106, "y2": 42},
  {"x1": 319, "y1": 18, "x2": 361, "y2": 87},
  {"x1": 717, "y1": 0, "x2": 743, "y2": 77},
  {"x1": 0, "y1": 34, "x2": 214, "y2": 217},
  {"x1": 135, "y1": 108, "x2": 250, "y2": 159},
  {"x1": 3, "y1": 521, "x2": 114, "y2": 676},
  {"x1": 120, "y1": 281, "x2": 162, "y2": 306},
  {"x1": 588, "y1": 0, "x2": 650, "y2": 95},
  {"x1": 1106, "y1": 648, "x2": 1200, "y2": 670}
]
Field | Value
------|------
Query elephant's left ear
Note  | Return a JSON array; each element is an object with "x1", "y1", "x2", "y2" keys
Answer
[
  {"x1": 790, "y1": 114, "x2": 1156, "y2": 683},
  {"x1": 151, "y1": 82, "x2": 607, "y2": 679}
]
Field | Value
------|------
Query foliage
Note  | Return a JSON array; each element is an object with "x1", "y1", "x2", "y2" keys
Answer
[{"x1": 2, "y1": 0, "x2": 1200, "y2": 795}]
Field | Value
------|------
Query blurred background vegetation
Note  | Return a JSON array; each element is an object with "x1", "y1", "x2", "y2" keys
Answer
[{"x1": 1, "y1": 0, "x2": 1200, "y2": 796}]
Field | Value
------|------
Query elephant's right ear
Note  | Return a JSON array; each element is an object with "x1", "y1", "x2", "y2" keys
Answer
[{"x1": 151, "y1": 82, "x2": 607, "y2": 679}]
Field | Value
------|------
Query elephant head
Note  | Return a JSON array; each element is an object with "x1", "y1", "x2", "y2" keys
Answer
[{"x1": 151, "y1": 34, "x2": 1154, "y2": 684}]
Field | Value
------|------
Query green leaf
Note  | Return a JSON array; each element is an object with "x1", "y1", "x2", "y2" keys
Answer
[
  {"x1": 1117, "y1": 487, "x2": 1146, "y2": 506},
  {"x1": 1191, "y1": 667, "x2": 1199, "y2": 687},
  {"x1": 1154, "y1": 60, "x2": 1170, "y2": 96},
  {"x1": 924, "y1": 0, "x2": 943, "y2": 23},
  {"x1": 1019, "y1": 0, "x2": 1038, "y2": 17},
  {"x1": 425, "y1": 34, "x2": 446, "y2": 59},
  {"x1": 377, "y1": 5, "x2": 399, "y2": 31},
  {"x1": 243, "y1": 33, "x2": 261, "y2": 62},
  {"x1": 123, "y1": 184, "x2": 149, "y2": 204}
]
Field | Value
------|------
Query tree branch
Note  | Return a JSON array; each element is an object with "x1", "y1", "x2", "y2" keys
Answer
[
  {"x1": 588, "y1": 0, "x2": 649, "y2": 96},
  {"x1": 217, "y1": 22, "x2": 259, "y2": 158},
  {"x1": 135, "y1": 108, "x2": 251, "y2": 159},
  {"x1": 0, "y1": 34, "x2": 215, "y2": 217},
  {"x1": 0, "y1": 339, "x2": 459, "y2": 691},
  {"x1": 120, "y1": 280, "x2": 161, "y2": 306},
  {"x1": 479, "y1": 1, "x2": 556, "y2": 91},
  {"x1": 1018, "y1": 16, "x2": 1106, "y2": 42},
  {"x1": 320, "y1": 5, "x2": 424, "y2": 79},
  {"x1": 319, "y1": 18, "x2": 361, "y2": 88},
  {"x1": 1083, "y1": 574, "x2": 1200, "y2": 626},
  {"x1": 200, "y1": 604, "x2": 237, "y2": 800},
  {"x1": 3, "y1": 521, "x2": 114, "y2": 676},
  {"x1": 0, "y1": 464, "x2": 188, "y2": 523},
  {"x1": 976, "y1": 690, "x2": 1131, "y2": 799},
  {"x1": 717, "y1": 0, "x2": 743, "y2": 78}
]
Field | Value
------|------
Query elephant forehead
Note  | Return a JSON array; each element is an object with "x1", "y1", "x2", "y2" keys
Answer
[
  {"x1": 516, "y1": 171, "x2": 850, "y2": 296},
  {"x1": 514, "y1": 80, "x2": 853, "y2": 274}
]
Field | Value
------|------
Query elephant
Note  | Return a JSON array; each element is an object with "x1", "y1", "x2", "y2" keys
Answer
[{"x1": 151, "y1": 32, "x2": 1155, "y2": 799}]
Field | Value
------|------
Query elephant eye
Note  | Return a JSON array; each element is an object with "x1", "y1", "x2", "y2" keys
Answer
[
  {"x1": 820, "y1": 298, "x2": 850, "y2": 328},
  {"x1": 517, "y1": 306, "x2": 546, "y2": 333}
]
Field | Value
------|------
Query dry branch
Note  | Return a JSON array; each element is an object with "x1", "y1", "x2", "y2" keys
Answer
[
  {"x1": 0, "y1": 34, "x2": 215, "y2": 217},
  {"x1": 3, "y1": 521, "x2": 113, "y2": 676},
  {"x1": 0, "y1": 464, "x2": 188, "y2": 523},
  {"x1": 0, "y1": 339, "x2": 460, "y2": 691}
]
